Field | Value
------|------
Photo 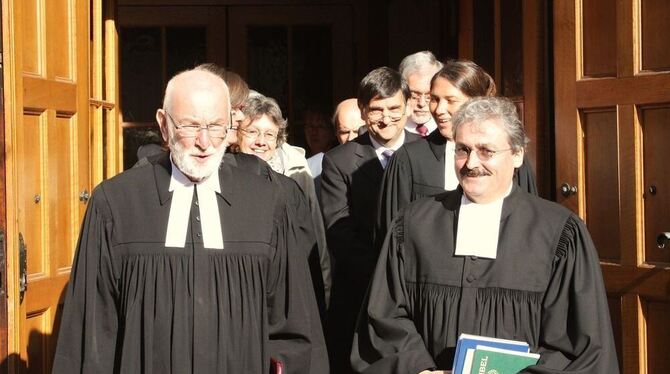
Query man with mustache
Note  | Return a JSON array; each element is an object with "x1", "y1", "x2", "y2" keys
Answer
[
  {"x1": 352, "y1": 97, "x2": 618, "y2": 373},
  {"x1": 52, "y1": 68, "x2": 327, "y2": 373}
]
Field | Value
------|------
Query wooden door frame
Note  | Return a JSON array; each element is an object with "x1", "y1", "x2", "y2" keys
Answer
[
  {"x1": 0, "y1": 2, "x2": 8, "y2": 370},
  {"x1": 1, "y1": 0, "x2": 22, "y2": 369}
]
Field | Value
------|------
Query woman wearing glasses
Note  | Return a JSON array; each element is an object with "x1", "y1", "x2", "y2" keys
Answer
[
  {"x1": 375, "y1": 59, "x2": 537, "y2": 250},
  {"x1": 238, "y1": 94, "x2": 331, "y2": 317}
]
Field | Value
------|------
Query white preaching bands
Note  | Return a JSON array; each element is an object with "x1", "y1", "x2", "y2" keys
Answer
[
  {"x1": 165, "y1": 160, "x2": 224, "y2": 249},
  {"x1": 455, "y1": 183, "x2": 513, "y2": 259}
]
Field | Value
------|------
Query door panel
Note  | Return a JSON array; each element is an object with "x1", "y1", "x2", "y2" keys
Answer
[
  {"x1": 582, "y1": 108, "x2": 621, "y2": 262},
  {"x1": 228, "y1": 5, "x2": 354, "y2": 149},
  {"x1": 554, "y1": 1, "x2": 670, "y2": 372},
  {"x1": 4, "y1": 0, "x2": 90, "y2": 372},
  {"x1": 640, "y1": 105, "x2": 670, "y2": 264},
  {"x1": 641, "y1": 0, "x2": 670, "y2": 71}
]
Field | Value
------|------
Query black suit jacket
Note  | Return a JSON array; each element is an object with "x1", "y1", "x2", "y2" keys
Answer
[
  {"x1": 320, "y1": 131, "x2": 420, "y2": 277},
  {"x1": 375, "y1": 130, "x2": 538, "y2": 250}
]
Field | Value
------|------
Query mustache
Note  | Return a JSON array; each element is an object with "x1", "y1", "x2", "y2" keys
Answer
[{"x1": 459, "y1": 167, "x2": 490, "y2": 178}]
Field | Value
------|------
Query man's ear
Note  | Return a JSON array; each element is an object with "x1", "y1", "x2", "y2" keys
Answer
[
  {"x1": 156, "y1": 109, "x2": 170, "y2": 143},
  {"x1": 512, "y1": 148, "x2": 524, "y2": 168}
]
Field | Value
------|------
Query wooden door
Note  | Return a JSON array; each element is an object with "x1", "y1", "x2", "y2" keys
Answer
[
  {"x1": 554, "y1": 1, "x2": 670, "y2": 372},
  {"x1": 117, "y1": 5, "x2": 226, "y2": 169},
  {"x1": 228, "y1": 5, "x2": 354, "y2": 148},
  {"x1": 458, "y1": 0, "x2": 552, "y2": 198},
  {"x1": 3, "y1": 0, "x2": 90, "y2": 372}
]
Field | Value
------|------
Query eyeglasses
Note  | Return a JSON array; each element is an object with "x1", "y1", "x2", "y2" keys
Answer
[
  {"x1": 410, "y1": 91, "x2": 431, "y2": 102},
  {"x1": 454, "y1": 145, "x2": 513, "y2": 161},
  {"x1": 366, "y1": 107, "x2": 405, "y2": 123},
  {"x1": 164, "y1": 110, "x2": 228, "y2": 139},
  {"x1": 240, "y1": 127, "x2": 279, "y2": 143}
]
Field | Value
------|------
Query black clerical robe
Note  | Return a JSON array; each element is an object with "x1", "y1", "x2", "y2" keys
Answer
[
  {"x1": 52, "y1": 154, "x2": 328, "y2": 374},
  {"x1": 375, "y1": 131, "x2": 537, "y2": 251},
  {"x1": 353, "y1": 187, "x2": 619, "y2": 374}
]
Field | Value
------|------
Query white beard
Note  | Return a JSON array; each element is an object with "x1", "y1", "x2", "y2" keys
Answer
[{"x1": 170, "y1": 139, "x2": 226, "y2": 182}]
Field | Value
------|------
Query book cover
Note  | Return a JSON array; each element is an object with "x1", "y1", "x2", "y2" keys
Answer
[
  {"x1": 460, "y1": 348, "x2": 476, "y2": 374},
  {"x1": 452, "y1": 333, "x2": 530, "y2": 374},
  {"x1": 469, "y1": 346, "x2": 540, "y2": 374}
]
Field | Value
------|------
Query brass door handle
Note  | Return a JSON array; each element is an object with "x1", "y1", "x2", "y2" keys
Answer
[
  {"x1": 657, "y1": 232, "x2": 670, "y2": 249},
  {"x1": 19, "y1": 233, "x2": 27, "y2": 303},
  {"x1": 79, "y1": 189, "x2": 90, "y2": 203},
  {"x1": 560, "y1": 183, "x2": 577, "y2": 197}
]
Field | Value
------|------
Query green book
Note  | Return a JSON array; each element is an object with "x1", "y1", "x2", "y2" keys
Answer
[{"x1": 469, "y1": 346, "x2": 540, "y2": 374}]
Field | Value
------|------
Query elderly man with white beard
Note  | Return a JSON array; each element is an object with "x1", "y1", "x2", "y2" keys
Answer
[{"x1": 52, "y1": 68, "x2": 328, "y2": 374}]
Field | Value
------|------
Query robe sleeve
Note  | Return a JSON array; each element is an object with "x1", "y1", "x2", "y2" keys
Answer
[
  {"x1": 290, "y1": 168, "x2": 332, "y2": 309},
  {"x1": 283, "y1": 175, "x2": 329, "y2": 320},
  {"x1": 352, "y1": 214, "x2": 437, "y2": 374},
  {"x1": 374, "y1": 146, "x2": 413, "y2": 252},
  {"x1": 267, "y1": 198, "x2": 329, "y2": 374},
  {"x1": 52, "y1": 187, "x2": 120, "y2": 374},
  {"x1": 515, "y1": 154, "x2": 538, "y2": 196},
  {"x1": 523, "y1": 215, "x2": 619, "y2": 373}
]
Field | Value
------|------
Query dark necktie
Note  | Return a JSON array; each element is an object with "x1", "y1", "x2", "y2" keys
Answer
[{"x1": 416, "y1": 123, "x2": 428, "y2": 137}]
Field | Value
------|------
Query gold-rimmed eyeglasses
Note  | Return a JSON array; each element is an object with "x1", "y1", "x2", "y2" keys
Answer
[
  {"x1": 454, "y1": 145, "x2": 513, "y2": 161},
  {"x1": 163, "y1": 110, "x2": 229, "y2": 139},
  {"x1": 239, "y1": 127, "x2": 279, "y2": 143},
  {"x1": 366, "y1": 107, "x2": 405, "y2": 123}
]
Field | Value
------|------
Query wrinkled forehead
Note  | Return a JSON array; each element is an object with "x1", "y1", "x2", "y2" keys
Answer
[{"x1": 455, "y1": 118, "x2": 509, "y2": 144}]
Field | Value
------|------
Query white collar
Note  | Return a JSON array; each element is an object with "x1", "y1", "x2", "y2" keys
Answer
[
  {"x1": 369, "y1": 131, "x2": 406, "y2": 154},
  {"x1": 454, "y1": 183, "x2": 513, "y2": 259},
  {"x1": 405, "y1": 117, "x2": 438, "y2": 134},
  {"x1": 165, "y1": 160, "x2": 224, "y2": 249}
]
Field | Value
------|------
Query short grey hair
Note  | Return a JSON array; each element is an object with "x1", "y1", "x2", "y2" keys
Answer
[
  {"x1": 241, "y1": 95, "x2": 288, "y2": 146},
  {"x1": 452, "y1": 97, "x2": 529, "y2": 152},
  {"x1": 398, "y1": 51, "x2": 443, "y2": 80}
]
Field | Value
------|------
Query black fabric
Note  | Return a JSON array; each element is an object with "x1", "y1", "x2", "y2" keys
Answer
[
  {"x1": 353, "y1": 187, "x2": 619, "y2": 374},
  {"x1": 319, "y1": 131, "x2": 420, "y2": 374},
  {"x1": 52, "y1": 153, "x2": 328, "y2": 374},
  {"x1": 375, "y1": 131, "x2": 538, "y2": 251}
]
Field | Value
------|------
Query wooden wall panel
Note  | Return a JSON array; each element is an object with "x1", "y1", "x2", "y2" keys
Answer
[
  {"x1": 19, "y1": 113, "x2": 46, "y2": 277},
  {"x1": 48, "y1": 115, "x2": 74, "y2": 270},
  {"x1": 49, "y1": 0, "x2": 74, "y2": 80},
  {"x1": 582, "y1": 0, "x2": 617, "y2": 77},
  {"x1": 645, "y1": 300, "x2": 670, "y2": 373},
  {"x1": 607, "y1": 295, "x2": 623, "y2": 370},
  {"x1": 641, "y1": 0, "x2": 670, "y2": 72},
  {"x1": 640, "y1": 105, "x2": 670, "y2": 264},
  {"x1": 25, "y1": 309, "x2": 51, "y2": 374},
  {"x1": 582, "y1": 108, "x2": 621, "y2": 262},
  {"x1": 21, "y1": 0, "x2": 45, "y2": 76}
]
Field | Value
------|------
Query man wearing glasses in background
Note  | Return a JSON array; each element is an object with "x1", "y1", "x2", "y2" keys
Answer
[
  {"x1": 399, "y1": 51, "x2": 443, "y2": 137},
  {"x1": 320, "y1": 67, "x2": 420, "y2": 374},
  {"x1": 52, "y1": 68, "x2": 327, "y2": 373}
]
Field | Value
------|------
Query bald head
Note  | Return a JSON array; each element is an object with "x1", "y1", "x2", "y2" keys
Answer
[
  {"x1": 163, "y1": 69, "x2": 230, "y2": 115},
  {"x1": 333, "y1": 98, "x2": 365, "y2": 144}
]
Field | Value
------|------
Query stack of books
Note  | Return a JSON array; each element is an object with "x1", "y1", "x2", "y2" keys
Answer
[{"x1": 451, "y1": 333, "x2": 540, "y2": 374}]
